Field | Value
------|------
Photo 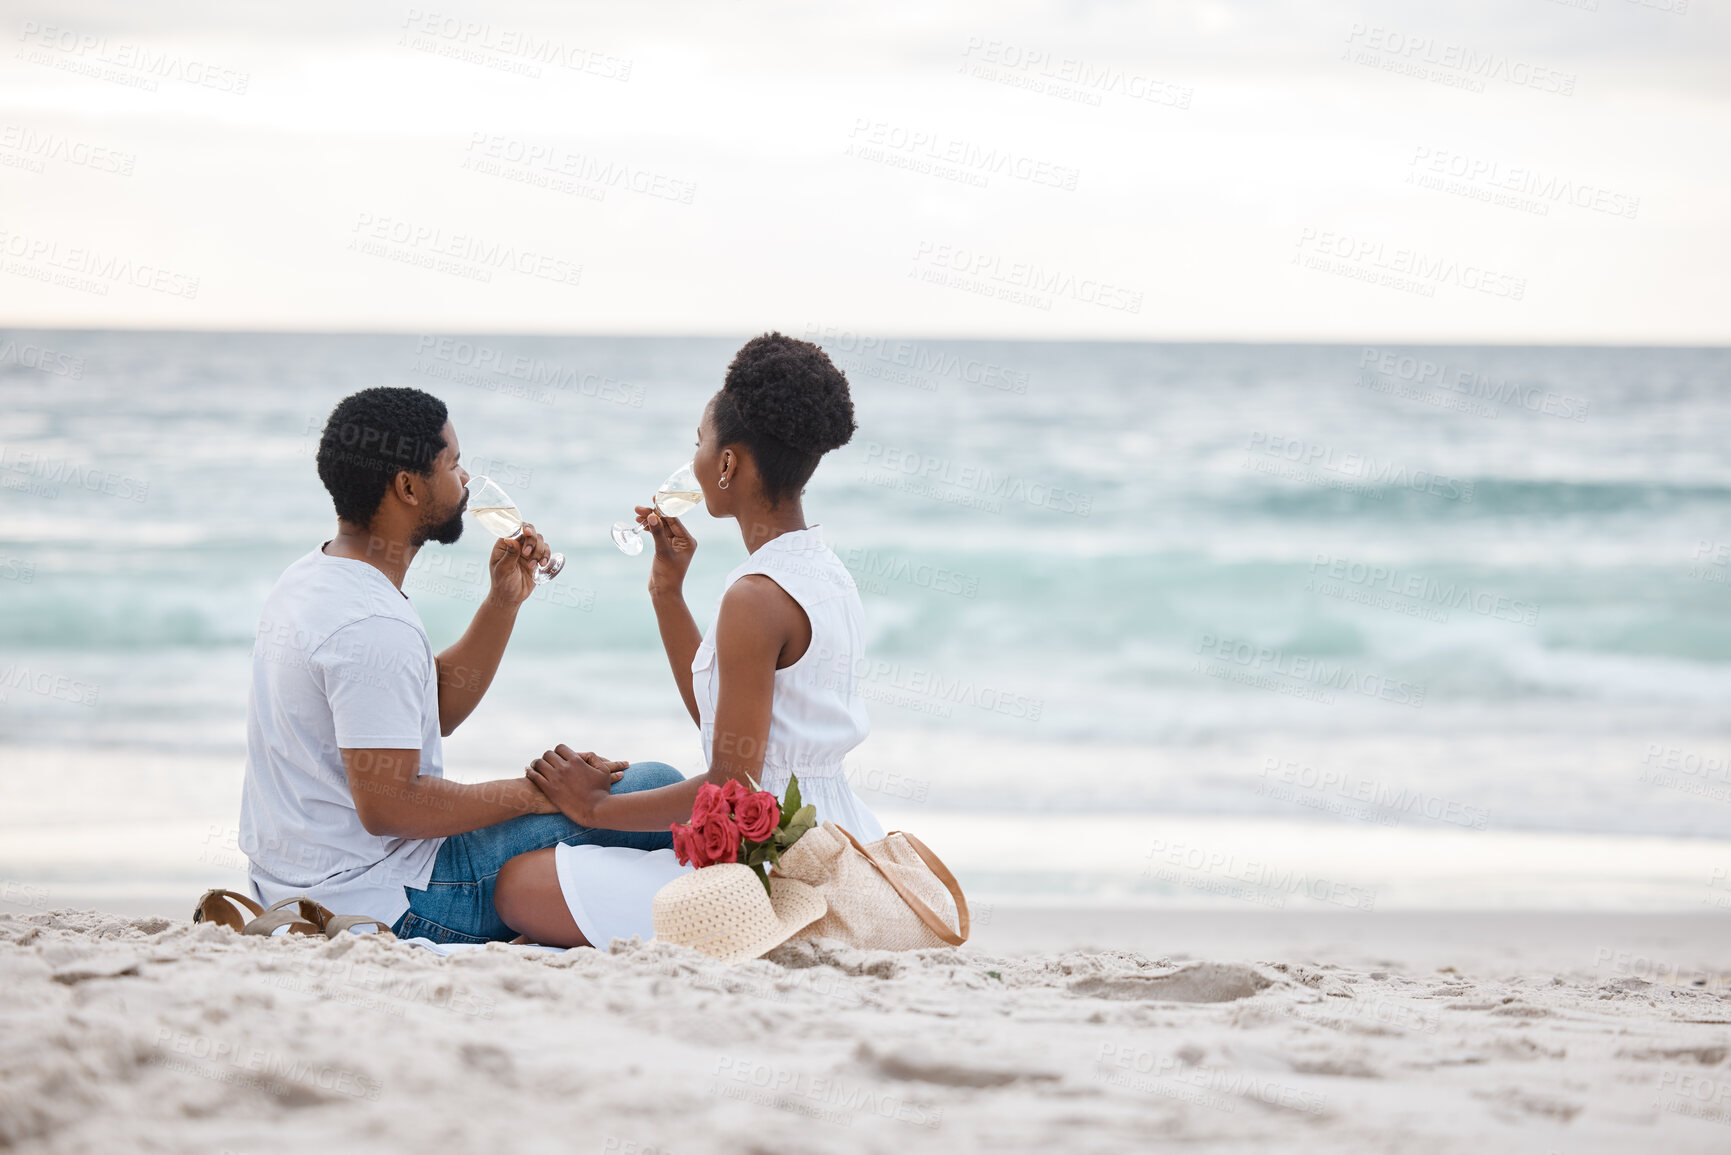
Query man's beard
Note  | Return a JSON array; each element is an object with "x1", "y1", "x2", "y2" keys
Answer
[{"x1": 413, "y1": 495, "x2": 467, "y2": 547}]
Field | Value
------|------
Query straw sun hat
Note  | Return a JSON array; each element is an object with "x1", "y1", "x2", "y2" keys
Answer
[{"x1": 651, "y1": 864, "x2": 826, "y2": 964}]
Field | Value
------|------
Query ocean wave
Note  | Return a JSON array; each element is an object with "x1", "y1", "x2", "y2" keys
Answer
[{"x1": 3, "y1": 333, "x2": 1728, "y2": 843}]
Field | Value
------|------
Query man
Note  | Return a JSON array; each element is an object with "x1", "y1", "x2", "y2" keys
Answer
[{"x1": 239, "y1": 386, "x2": 680, "y2": 943}]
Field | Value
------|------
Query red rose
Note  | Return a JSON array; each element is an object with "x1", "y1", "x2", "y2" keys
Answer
[
  {"x1": 670, "y1": 822, "x2": 696, "y2": 867},
  {"x1": 735, "y1": 792, "x2": 780, "y2": 842},
  {"x1": 689, "y1": 782, "x2": 728, "y2": 825},
  {"x1": 719, "y1": 778, "x2": 751, "y2": 811},
  {"x1": 695, "y1": 812, "x2": 740, "y2": 865}
]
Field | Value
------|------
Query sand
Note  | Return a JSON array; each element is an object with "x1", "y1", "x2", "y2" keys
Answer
[{"x1": 4, "y1": 908, "x2": 1730, "y2": 1153}]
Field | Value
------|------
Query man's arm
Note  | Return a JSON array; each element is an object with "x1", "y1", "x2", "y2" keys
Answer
[
  {"x1": 343, "y1": 747, "x2": 625, "y2": 839},
  {"x1": 434, "y1": 597, "x2": 520, "y2": 736},
  {"x1": 433, "y1": 525, "x2": 551, "y2": 735}
]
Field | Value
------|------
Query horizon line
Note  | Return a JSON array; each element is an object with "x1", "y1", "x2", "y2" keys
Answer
[{"x1": 2, "y1": 326, "x2": 1728, "y2": 350}]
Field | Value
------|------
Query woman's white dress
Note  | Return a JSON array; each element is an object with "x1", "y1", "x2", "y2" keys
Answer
[{"x1": 552, "y1": 526, "x2": 884, "y2": 947}]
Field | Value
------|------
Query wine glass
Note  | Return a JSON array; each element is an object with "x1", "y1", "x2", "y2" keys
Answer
[
  {"x1": 466, "y1": 476, "x2": 566, "y2": 584},
  {"x1": 611, "y1": 461, "x2": 704, "y2": 556}
]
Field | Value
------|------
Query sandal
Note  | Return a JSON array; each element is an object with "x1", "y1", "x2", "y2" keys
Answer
[
  {"x1": 241, "y1": 896, "x2": 323, "y2": 937},
  {"x1": 194, "y1": 889, "x2": 394, "y2": 940},
  {"x1": 192, "y1": 888, "x2": 264, "y2": 932},
  {"x1": 291, "y1": 896, "x2": 397, "y2": 941},
  {"x1": 321, "y1": 914, "x2": 395, "y2": 940}
]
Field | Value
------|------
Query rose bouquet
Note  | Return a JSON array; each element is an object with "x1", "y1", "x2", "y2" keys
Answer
[{"x1": 670, "y1": 775, "x2": 817, "y2": 894}]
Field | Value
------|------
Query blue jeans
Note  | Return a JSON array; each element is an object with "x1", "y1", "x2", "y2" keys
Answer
[{"x1": 391, "y1": 761, "x2": 682, "y2": 944}]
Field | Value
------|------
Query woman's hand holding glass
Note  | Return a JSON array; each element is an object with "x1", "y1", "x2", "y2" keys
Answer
[
  {"x1": 611, "y1": 461, "x2": 702, "y2": 557},
  {"x1": 636, "y1": 502, "x2": 697, "y2": 597},
  {"x1": 610, "y1": 460, "x2": 703, "y2": 595}
]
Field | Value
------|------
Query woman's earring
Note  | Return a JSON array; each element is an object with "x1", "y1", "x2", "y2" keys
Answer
[{"x1": 718, "y1": 474, "x2": 729, "y2": 490}]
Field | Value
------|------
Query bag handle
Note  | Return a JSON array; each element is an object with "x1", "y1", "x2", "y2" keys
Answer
[{"x1": 832, "y1": 826, "x2": 970, "y2": 946}]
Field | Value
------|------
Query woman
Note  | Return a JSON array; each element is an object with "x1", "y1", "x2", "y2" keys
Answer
[{"x1": 493, "y1": 333, "x2": 884, "y2": 948}]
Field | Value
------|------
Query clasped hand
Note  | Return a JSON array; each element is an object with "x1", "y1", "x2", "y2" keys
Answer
[{"x1": 525, "y1": 744, "x2": 627, "y2": 825}]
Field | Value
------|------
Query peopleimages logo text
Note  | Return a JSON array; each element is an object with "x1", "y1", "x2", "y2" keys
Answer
[
  {"x1": 0, "y1": 664, "x2": 101, "y2": 707},
  {"x1": 0, "y1": 124, "x2": 135, "y2": 175},
  {"x1": 847, "y1": 119, "x2": 1080, "y2": 191},
  {"x1": 1342, "y1": 24, "x2": 1575, "y2": 96},
  {"x1": 1358, "y1": 348, "x2": 1589, "y2": 421},
  {"x1": 349, "y1": 213, "x2": 582, "y2": 286},
  {"x1": 0, "y1": 227, "x2": 200, "y2": 299},
  {"x1": 959, "y1": 38, "x2": 1193, "y2": 109},
  {"x1": 1308, "y1": 552, "x2": 1538, "y2": 626},
  {"x1": 463, "y1": 133, "x2": 694, "y2": 203},
  {"x1": 0, "y1": 444, "x2": 150, "y2": 502},
  {"x1": 1408, "y1": 147, "x2": 1638, "y2": 220},
  {"x1": 911, "y1": 241, "x2": 1142, "y2": 314},
  {"x1": 804, "y1": 324, "x2": 1029, "y2": 395},
  {"x1": 1144, "y1": 840, "x2": 1378, "y2": 910},
  {"x1": 1195, "y1": 633, "x2": 1426, "y2": 708},
  {"x1": 1245, "y1": 431, "x2": 1474, "y2": 502},
  {"x1": 862, "y1": 441, "x2": 1091, "y2": 515},
  {"x1": 399, "y1": 10, "x2": 632, "y2": 81},
  {"x1": 15, "y1": 21, "x2": 251, "y2": 94},
  {"x1": 1260, "y1": 758, "x2": 1490, "y2": 830},
  {"x1": 1294, "y1": 229, "x2": 1524, "y2": 301},
  {"x1": 811, "y1": 646, "x2": 1044, "y2": 721},
  {"x1": 842, "y1": 548, "x2": 979, "y2": 599}
]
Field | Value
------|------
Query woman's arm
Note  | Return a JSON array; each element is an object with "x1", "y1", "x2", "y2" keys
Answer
[
  {"x1": 702, "y1": 575, "x2": 784, "y2": 784},
  {"x1": 650, "y1": 587, "x2": 702, "y2": 725},
  {"x1": 640, "y1": 507, "x2": 702, "y2": 724},
  {"x1": 529, "y1": 576, "x2": 800, "y2": 830}
]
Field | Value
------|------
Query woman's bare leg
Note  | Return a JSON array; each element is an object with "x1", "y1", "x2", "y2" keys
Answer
[{"x1": 494, "y1": 848, "x2": 591, "y2": 948}]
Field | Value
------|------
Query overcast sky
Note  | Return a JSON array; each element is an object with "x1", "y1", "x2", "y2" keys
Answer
[{"x1": 1, "y1": 0, "x2": 1726, "y2": 341}]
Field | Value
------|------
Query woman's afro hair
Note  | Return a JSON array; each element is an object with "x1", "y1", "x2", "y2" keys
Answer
[
  {"x1": 721, "y1": 332, "x2": 856, "y2": 455},
  {"x1": 713, "y1": 332, "x2": 856, "y2": 503}
]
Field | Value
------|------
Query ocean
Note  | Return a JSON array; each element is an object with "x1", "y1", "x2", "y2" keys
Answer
[{"x1": 1, "y1": 331, "x2": 1728, "y2": 913}]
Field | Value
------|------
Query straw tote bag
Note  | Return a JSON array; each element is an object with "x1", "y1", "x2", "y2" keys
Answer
[{"x1": 772, "y1": 822, "x2": 969, "y2": 950}]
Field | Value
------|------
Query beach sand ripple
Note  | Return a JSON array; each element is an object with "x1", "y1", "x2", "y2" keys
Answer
[{"x1": 2, "y1": 909, "x2": 1729, "y2": 1153}]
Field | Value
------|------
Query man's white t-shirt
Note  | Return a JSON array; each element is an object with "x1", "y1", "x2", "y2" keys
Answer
[{"x1": 239, "y1": 546, "x2": 444, "y2": 927}]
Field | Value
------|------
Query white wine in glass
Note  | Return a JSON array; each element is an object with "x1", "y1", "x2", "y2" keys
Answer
[
  {"x1": 466, "y1": 476, "x2": 566, "y2": 584},
  {"x1": 611, "y1": 461, "x2": 704, "y2": 556}
]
